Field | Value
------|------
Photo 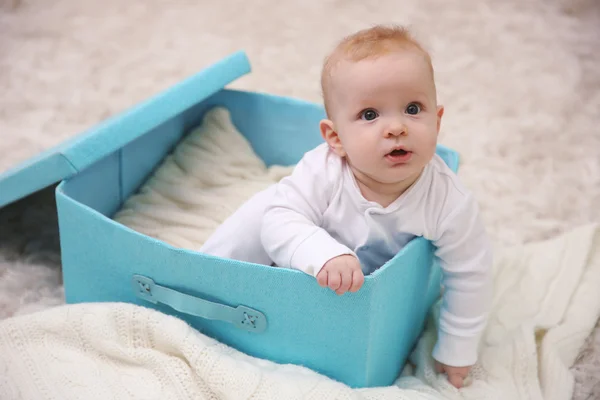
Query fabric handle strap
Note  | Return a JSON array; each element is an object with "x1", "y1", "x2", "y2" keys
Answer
[{"x1": 131, "y1": 274, "x2": 267, "y2": 333}]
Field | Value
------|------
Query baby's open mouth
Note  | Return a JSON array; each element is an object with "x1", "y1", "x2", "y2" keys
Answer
[
  {"x1": 385, "y1": 148, "x2": 412, "y2": 164},
  {"x1": 388, "y1": 149, "x2": 409, "y2": 156}
]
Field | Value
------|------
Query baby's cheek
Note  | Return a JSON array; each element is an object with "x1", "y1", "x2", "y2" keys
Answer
[
  {"x1": 348, "y1": 136, "x2": 372, "y2": 154},
  {"x1": 423, "y1": 128, "x2": 439, "y2": 146}
]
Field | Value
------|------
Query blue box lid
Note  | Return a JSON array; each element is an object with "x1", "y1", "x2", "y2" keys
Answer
[{"x1": 0, "y1": 51, "x2": 251, "y2": 209}]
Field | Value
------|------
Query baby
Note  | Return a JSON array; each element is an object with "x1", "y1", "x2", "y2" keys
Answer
[{"x1": 201, "y1": 25, "x2": 492, "y2": 389}]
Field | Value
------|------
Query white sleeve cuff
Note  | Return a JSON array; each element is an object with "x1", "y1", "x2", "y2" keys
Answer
[
  {"x1": 289, "y1": 229, "x2": 355, "y2": 277},
  {"x1": 432, "y1": 330, "x2": 480, "y2": 367}
]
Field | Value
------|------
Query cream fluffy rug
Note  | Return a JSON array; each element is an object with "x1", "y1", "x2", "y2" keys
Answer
[{"x1": 0, "y1": 0, "x2": 599, "y2": 398}]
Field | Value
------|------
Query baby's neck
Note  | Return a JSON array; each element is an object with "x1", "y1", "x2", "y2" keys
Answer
[{"x1": 351, "y1": 167, "x2": 422, "y2": 208}]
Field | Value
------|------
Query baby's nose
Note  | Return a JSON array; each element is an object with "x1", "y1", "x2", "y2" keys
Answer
[{"x1": 386, "y1": 122, "x2": 407, "y2": 137}]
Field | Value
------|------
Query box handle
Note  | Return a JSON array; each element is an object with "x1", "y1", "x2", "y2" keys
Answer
[{"x1": 132, "y1": 275, "x2": 267, "y2": 333}]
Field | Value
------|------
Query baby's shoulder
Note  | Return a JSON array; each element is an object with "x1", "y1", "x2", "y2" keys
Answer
[
  {"x1": 296, "y1": 143, "x2": 345, "y2": 180},
  {"x1": 414, "y1": 155, "x2": 476, "y2": 231},
  {"x1": 411, "y1": 156, "x2": 477, "y2": 238},
  {"x1": 426, "y1": 154, "x2": 471, "y2": 203},
  {"x1": 283, "y1": 143, "x2": 345, "y2": 200}
]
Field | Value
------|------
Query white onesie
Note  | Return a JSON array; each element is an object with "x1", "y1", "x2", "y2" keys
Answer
[{"x1": 200, "y1": 142, "x2": 493, "y2": 367}]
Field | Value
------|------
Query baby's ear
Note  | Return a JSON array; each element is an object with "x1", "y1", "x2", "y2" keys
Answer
[
  {"x1": 320, "y1": 119, "x2": 346, "y2": 157},
  {"x1": 436, "y1": 105, "x2": 444, "y2": 134}
]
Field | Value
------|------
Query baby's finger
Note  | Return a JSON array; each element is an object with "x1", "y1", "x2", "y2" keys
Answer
[
  {"x1": 336, "y1": 270, "x2": 352, "y2": 295},
  {"x1": 327, "y1": 272, "x2": 341, "y2": 291},
  {"x1": 349, "y1": 269, "x2": 364, "y2": 292},
  {"x1": 317, "y1": 270, "x2": 328, "y2": 287}
]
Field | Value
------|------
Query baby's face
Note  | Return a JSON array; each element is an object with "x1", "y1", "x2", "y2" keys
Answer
[{"x1": 326, "y1": 51, "x2": 442, "y2": 187}]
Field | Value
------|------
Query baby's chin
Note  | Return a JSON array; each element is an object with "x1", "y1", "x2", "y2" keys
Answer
[{"x1": 377, "y1": 168, "x2": 425, "y2": 185}]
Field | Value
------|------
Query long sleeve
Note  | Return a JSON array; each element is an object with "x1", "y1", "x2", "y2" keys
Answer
[
  {"x1": 431, "y1": 193, "x2": 493, "y2": 367},
  {"x1": 260, "y1": 145, "x2": 355, "y2": 277}
]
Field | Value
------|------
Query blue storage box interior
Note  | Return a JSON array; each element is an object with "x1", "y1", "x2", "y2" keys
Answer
[{"x1": 0, "y1": 51, "x2": 459, "y2": 388}]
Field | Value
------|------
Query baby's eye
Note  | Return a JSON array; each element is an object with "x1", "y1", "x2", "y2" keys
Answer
[
  {"x1": 405, "y1": 103, "x2": 421, "y2": 115},
  {"x1": 360, "y1": 109, "x2": 379, "y2": 121}
]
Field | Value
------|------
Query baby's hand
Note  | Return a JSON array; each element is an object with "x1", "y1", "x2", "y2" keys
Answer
[
  {"x1": 317, "y1": 255, "x2": 364, "y2": 295},
  {"x1": 435, "y1": 361, "x2": 471, "y2": 389}
]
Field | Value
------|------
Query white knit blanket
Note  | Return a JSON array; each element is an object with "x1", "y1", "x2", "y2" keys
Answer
[
  {"x1": 112, "y1": 108, "x2": 294, "y2": 251},
  {"x1": 1, "y1": 109, "x2": 599, "y2": 399}
]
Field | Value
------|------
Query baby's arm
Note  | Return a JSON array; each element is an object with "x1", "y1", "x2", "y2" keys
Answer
[
  {"x1": 432, "y1": 193, "x2": 493, "y2": 375},
  {"x1": 260, "y1": 147, "x2": 359, "y2": 285}
]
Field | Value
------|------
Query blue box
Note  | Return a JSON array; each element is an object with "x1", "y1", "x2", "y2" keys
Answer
[{"x1": 0, "y1": 51, "x2": 459, "y2": 388}]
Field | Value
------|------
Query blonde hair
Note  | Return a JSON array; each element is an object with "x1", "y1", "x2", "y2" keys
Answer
[{"x1": 321, "y1": 25, "x2": 434, "y2": 116}]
